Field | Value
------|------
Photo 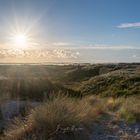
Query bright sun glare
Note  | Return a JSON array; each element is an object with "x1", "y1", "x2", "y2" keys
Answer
[{"x1": 14, "y1": 34, "x2": 27, "y2": 46}]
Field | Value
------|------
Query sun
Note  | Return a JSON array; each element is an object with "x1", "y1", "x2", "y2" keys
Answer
[
  {"x1": 14, "y1": 34, "x2": 28, "y2": 46},
  {"x1": 10, "y1": 32, "x2": 32, "y2": 49}
]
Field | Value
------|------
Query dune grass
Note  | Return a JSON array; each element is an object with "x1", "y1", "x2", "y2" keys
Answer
[
  {"x1": 2, "y1": 95, "x2": 140, "y2": 140},
  {"x1": 105, "y1": 96, "x2": 140, "y2": 123},
  {"x1": 118, "y1": 97, "x2": 140, "y2": 123},
  {"x1": 3, "y1": 95, "x2": 104, "y2": 140}
]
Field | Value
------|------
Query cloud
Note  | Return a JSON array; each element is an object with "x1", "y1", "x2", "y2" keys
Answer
[
  {"x1": 132, "y1": 54, "x2": 137, "y2": 58},
  {"x1": 53, "y1": 49, "x2": 79, "y2": 59},
  {"x1": 79, "y1": 44, "x2": 139, "y2": 50},
  {"x1": 117, "y1": 22, "x2": 140, "y2": 28},
  {"x1": 53, "y1": 42, "x2": 74, "y2": 46},
  {"x1": 0, "y1": 48, "x2": 80, "y2": 60}
]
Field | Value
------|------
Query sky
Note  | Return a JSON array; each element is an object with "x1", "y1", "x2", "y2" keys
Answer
[{"x1": 0, "y1": 0, "x2": 140, "y2": 63}]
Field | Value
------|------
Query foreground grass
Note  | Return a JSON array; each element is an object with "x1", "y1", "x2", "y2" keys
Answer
[
  {"x1": 117, "y1": 97, "x2": 140, "y2": 122},
  {"x1": 2, "y1": 95, "x2": 140, "y2": 140},
  {"x1": 3, "y1": 96, "x2": 104, "y2": 140}
]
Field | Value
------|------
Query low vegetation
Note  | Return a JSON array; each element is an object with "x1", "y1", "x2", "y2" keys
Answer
[
  {"x1": 0, "y1": 63, "x2": 139, "y2": 139},
  {"x1": 3, "y1": 96, "x2": 104, "y2": 140},
  {"x1": 118, "y1": 97, "x2": 140, "y2": 122},
  {"x1": 1, "y1": 95, "x2": 139, "y2": 139}
]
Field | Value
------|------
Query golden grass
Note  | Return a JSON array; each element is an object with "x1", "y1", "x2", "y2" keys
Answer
[
  {"x1": 118, "y1": 97, "x2": 140, "y2": 122},
  {"x1": 4, "y1": 95, "x2": 104, "y2": 140},
  {"x1": 3, "y1": 95, "x2": 140, "y2": 140}
]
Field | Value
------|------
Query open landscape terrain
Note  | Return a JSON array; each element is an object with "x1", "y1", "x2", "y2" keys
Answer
[
  {"x1": 0, "y1": 0, "x2": 140, "y2": 139},
  {"x1": 0, "y1": 63, "x2": 139, "y2": 140}
]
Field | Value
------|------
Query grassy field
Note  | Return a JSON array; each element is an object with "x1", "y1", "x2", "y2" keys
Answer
[{"x1": 0, "y1": 63, "x2": 139, "y2": 139}]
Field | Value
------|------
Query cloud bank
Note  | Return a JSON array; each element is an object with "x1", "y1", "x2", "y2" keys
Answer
[{"x1": 0, "y1": 48, "x2": 80, "y2": 60}]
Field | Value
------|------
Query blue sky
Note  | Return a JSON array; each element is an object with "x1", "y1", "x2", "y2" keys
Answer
[{"x1": 0, "y1": 0, "x2": 140, "y2": 63}]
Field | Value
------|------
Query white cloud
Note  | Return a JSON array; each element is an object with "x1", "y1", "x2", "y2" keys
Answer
[
  {"x1": 132, "y1": 54, "x2": 137, "y2": 58},
  {"x1": 53, "y1": 42, "x2": 74, "y2": 46},
  {"x1": 117, "y1": 22, "x2": 140, "y2": 28},
  {"x1": 78, "y1": 44, "x2": 139, "y2": 50},
  {"x1": 0, "y1": 48, "x2": 80, "y2": 59},
  {"x1": 53, "y1": 49, "x2": 80, "y2": 59}
]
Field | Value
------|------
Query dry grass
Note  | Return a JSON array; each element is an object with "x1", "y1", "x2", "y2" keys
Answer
[
  {"x1": 3, "y1": 95, "x2": 104, "y2": 140},
  {"x1": 103, "y1": 96, "x2": 140, "y2": 123},
  {"x1": 2, "y1": 95, "x2": 140, "y2": 140},
  {"x1": 118, "y1": 97, "x2": 140, "y2": 122}
]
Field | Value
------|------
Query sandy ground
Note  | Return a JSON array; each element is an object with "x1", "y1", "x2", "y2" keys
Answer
[{"x1": 90, "y1": 113, "x2": 140, "y2": 140}]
